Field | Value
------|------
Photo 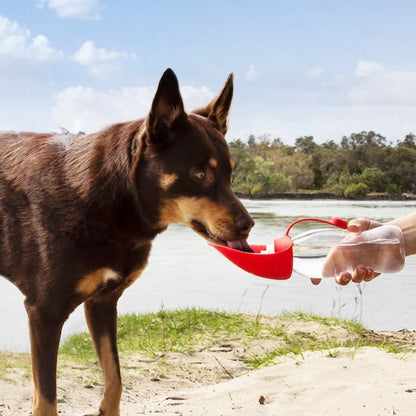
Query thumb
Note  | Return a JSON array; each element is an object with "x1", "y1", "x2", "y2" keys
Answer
[{"x1": 348, "y1": 218, "x2": 381, "y2": 233}]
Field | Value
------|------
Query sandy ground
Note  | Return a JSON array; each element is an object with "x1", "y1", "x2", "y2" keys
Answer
[{"x1": 1, "y1": 331, "x2": 416, "y2": 415}]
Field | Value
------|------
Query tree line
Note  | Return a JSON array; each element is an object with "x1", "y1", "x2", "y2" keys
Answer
[{"x1": 229, "y1": 131, "x2": 416, "y2": 198}]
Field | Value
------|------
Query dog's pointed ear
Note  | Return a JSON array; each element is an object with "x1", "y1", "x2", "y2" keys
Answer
[
  {"x1": 193, "y1": 73, "x2": 233, "y2": 135},
  {"x1": 146, "y1": 68, "x2": 185, "y2": 144}
]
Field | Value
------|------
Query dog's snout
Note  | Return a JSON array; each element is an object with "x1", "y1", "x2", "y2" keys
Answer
[{"x1": 235, "y1": 213, "x2": 254, "y2": 235}]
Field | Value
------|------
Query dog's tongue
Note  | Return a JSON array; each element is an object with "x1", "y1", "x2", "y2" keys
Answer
[{"x1": 227, "y1": 239, "x2": 254, "y2": 253}]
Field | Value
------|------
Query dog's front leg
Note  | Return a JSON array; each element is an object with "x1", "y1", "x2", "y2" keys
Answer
[
  {"x1": 24, "y1": 301, "x2": 65, "y2": 416},
  {"x1": 84, "y1": 296, "x2": 122, "y2": 416}
]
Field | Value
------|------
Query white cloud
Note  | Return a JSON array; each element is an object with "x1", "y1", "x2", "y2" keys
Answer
[
  {"x1": 38, "y1": 0, "x2": 102, "y2": 20},
  {"x1": 180, "y1": 85, "x2": 213, "y2": 107},
  {"x1": 307, "y1": 66, "x2": 325, "y2": 80},
  {"x1": 0, "y1": 14, "x2": 62, "y2": 61},
  {"x1": 52, "y1": 86, "x2": 153, "y2": 133},
  {"x1": 354, "y1": 60, "x2": 384, "y2": 78},
  {"x1": 306, "y1": 60, "x2": 416, "y2": 109},
  {"x1": 52, "y1": 84, "x2": 214, "y2": 133},
  {"x1": 0, "y1": 14, "x2": 136, "y2": 78},
  {"x1": 73, "y1": 40, "x2": 137, "y2": 79},
  {"x1": 246, "y1": 65, "x2": 259, "y2": 81},
  {"x1": 349, "y1": 60, "x2": 416, "y2": 107}
]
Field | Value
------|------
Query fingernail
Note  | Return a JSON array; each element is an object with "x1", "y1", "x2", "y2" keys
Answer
[{"x1": 357, "y1": 266, "x2": 366, "y2": 275}]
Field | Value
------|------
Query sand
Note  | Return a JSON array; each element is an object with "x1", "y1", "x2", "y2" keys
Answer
[{"x1": 1, "y1": 343, "x2": 416, "y2": 415}]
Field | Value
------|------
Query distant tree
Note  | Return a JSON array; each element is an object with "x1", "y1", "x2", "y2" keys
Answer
[
  {"x1": 321, "y1": 139, "x2": 339, "y2": 150},
  {"x1": 228, "y1": 138, "x2": 246, "y2": 149},
  {"x1": 274, "y1": 152, "x2": 314, "y2": 190},
  {"x1": 247, "y1": 135, "x2": 257, "y2": 148},
  {"x1": 295, "y1": 136, "x2": 317, "y2": 155},
  {"x1": 232, "y1": 155, "x2": 290, "y2": 196},
  {"x1": 398, "y1": 133, "x2": 416, "y2": 149},
  {"x1": 341, "y1": 131, "x2": 387, "y2": 149},
  {"x1": 359, "y1": 167, "x2": 390, "y2": 193},
  {"x1": 312, "y1": 167, "x2": 325, "y2": 189},
  {"x1": 271, "y1": 137, "x2": 284, "y2": 148},
  {"x1": 228, "y1": 132, "x2": 414, "y2": 197}
]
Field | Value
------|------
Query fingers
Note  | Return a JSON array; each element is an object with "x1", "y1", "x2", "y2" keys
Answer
[
  {"x1": 351, "y1": 266, "x2": 374, "y2": 282},
  {"x1": 335, "y1": 266, "x2": 380, "y2": 285},
  {"x1": 335, "y1": 272, "x2": 352, "y2": 285},
  {"x1": 347, "y1": 218, "x2": 382, "y2": 233}
]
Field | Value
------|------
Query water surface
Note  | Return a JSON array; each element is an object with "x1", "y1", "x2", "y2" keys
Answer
[{"x1": 1, "y1": 199, "x2": 415, "y2": 351}]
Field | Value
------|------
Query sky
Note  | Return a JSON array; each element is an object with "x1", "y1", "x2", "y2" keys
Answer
[{"x1": 0, "y1": 0, "x2": 416, "y2": 144}]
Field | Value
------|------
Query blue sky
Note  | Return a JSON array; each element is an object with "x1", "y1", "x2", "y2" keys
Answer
[{"x1": 0, "y1": 0, "x2": 415, "y2": 144}]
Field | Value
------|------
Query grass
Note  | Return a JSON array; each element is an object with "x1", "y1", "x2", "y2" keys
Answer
[
  {"x1": 0, "y1": 308, "x2": 412, "y2": 381},
  {"x1": 280, "y1": 310, "x2": 367, "y2": 334},
  {"x1": 0, "y1": 352, "x2": 32, "y2": 382},
  {"x1": 59, "y1": 308, "x2": 286, "y2": 363},
  {"x1": 58, "y1": 308, "x2": 409, "y2": 368}
]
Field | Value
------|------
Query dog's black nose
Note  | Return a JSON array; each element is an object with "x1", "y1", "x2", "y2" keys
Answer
[{"x1": 235, "y1": 213, "x2": 255, "y2": 235}]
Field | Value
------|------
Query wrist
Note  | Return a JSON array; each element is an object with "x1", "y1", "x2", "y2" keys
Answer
[{"x1": 389, "y1": 213, "x2": 416, "y2": 257}]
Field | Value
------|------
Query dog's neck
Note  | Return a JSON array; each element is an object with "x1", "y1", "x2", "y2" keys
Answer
[{"x1": 59, "y1": 120, "x2": 166, "y2": 245}]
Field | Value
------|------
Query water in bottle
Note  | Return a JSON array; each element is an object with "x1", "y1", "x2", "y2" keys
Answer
[{"x1": 292, "y1": 224, "x2": 405, "y2": 278}]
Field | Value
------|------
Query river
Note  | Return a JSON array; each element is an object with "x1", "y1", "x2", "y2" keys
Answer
[{"x1": 1, "y1": 199, "x2": 415, "y2": 351}]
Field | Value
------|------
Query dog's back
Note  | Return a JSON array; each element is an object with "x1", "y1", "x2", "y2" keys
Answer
[{"x1": 0, "y1": 125, "x2": 151, "y2": 300}]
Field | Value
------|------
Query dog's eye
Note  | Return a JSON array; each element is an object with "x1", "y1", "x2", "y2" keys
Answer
[{"x1": 194, "y1": 171, "x2": 206, "y2": 180}]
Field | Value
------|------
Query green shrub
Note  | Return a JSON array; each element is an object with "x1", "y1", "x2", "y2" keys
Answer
[
  {"x1": 250, "y1": 183, "x2": 264, "y2": 196},
  {"x1": 344, "y1": 182, "x2": 369, "y2": 198}
]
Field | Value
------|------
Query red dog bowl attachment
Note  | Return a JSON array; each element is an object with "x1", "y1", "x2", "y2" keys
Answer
[{"x1": 210, "y1": 217, "x2": 348, "y2": 280}]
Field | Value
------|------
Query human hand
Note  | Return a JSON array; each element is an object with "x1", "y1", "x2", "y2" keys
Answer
[
  {"x1": 310, "y1": 218, "x2": 382, "y2": 286},
  {"x1": 328, "y1": 218, "x2": 382, "y2": 285}
]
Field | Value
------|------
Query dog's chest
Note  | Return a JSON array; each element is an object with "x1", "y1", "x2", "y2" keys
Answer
[
  {"x1": 75, "y1": 261, "x2": 148, "y2": 299},
  {"x1": 72, "y1": 234, "x2": 152, "y2": 299}
]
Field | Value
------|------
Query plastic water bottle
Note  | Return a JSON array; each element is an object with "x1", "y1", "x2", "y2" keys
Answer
[
  {"x1": 210, "y1": 218, "x2": 405, "y2": 281},
  {"x1": 291, "y1": 224, "x2": 405, "y2": 278}
]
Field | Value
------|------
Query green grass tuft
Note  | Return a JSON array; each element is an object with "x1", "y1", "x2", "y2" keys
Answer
[
  {"x1": 58, "y1": 308, "x2": 410, "y2": 369},
  {"x1": 60, "y1": 308, "x2": 285, "y2": 363}
]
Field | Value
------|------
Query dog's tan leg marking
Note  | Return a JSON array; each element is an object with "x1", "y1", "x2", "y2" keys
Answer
[
  {"x1": 76, "y1": 268, "x2": 120, "y2": 296},
  {"x1": 96, "y1": 335, "x2": 122, "y2": 415},
  {"x1": 32, "y1": 392, "x2": 57, "y2": 416},
  {"x1": 159, "y1": 172, "x2": 178, "y2": 190},
  {"x1": 84, "y1": 298, "x2": 123, "y2": 416}
]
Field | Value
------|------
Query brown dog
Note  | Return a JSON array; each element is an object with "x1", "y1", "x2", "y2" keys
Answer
[{"x1": 0, "y1": 69, "x2": 254, "y2": 415}]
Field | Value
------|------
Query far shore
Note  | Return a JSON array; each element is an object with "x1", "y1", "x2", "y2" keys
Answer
[{"x1": 236, "y1": 191, "x2": 416, "y2": 201}]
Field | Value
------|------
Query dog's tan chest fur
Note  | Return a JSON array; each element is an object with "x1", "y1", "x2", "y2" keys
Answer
[{"x1": 76, "y1": 268, "x2": 120, "y2": 297}]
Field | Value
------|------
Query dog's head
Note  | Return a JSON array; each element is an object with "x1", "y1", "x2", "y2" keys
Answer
[{"x1": 135, "y1": 69, "x2": 254, "y2": 250}]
